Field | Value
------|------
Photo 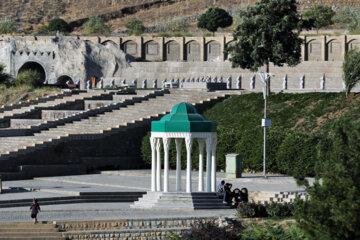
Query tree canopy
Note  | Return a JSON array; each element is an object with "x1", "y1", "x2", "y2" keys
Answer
[
  {"x1": 303, "y1": 5, "x2": 335, "y2": 33},
  {"x1": 343, "y1": 48, "x2": 360, "y2": 97},
  {"x1": 197, "y1": 8, "x2": 233, "y2": 34},
  {"x1": 295, "y1": 117, "x2": 360, "y2": 240},
  {"x1": 227, "y1": 0, "x2": 302, "y2": 73},
  {"x1": 48, "y1": 18, "x2": 69, "y2": 33}
]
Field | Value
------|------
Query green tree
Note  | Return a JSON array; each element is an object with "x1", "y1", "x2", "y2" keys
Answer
[
  {"x1": 197, "y1": 8, "x2": 233, "y2": 35},
  {"x1": 303, "y1": 5, "x2": 335, "y2": 34},
  {"x1": 0, "y1": 18, "x2": 16, "y2": 34},
  {"x1": 13, "y1": 70, "x2": 42, "y2": 87},
  {"x1": 295, "y1": 118, "x2": 360, "y2": 240},
  {"x1": 83, "y1": 16, "x2": 110, "y2": 35},
  {"x1": 47, "y1": 18, "x2": 69, "y2": 33},
  {"x1": 0, "y1": 64, "x2": 10, "y2": 85},
  {"x1": 125, "y1": 18, "x2": 145, "y2": 36},
  {"x1": 333, "y1": 7, "x2": 360, "y2": 33},
  {"x1": 226, "y1": 0, "x2": 302, "y2": 95},
  {"x1": 342, "y1": 48, "x2": 360, "y2": 97}
]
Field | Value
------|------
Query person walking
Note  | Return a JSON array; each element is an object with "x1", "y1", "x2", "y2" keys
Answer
[{"x1": 30, "y1": 199, "x2": 41, "y2": 224}]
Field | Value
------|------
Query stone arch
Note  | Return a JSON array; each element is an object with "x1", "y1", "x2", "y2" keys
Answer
[
  {"x1": 327, "y1": 39, "x2": 342, "y2": 61},
  {"x1": 144, "y1": 40, "x2": 160, "y2": 61},
  {"x1": 17, "y1": 61, "x2": 46, "y2": 83},
  {"x1": 165, "y1": 40, "x2": 180, "y2": 61},
  {"x1": 348, "y1": 39, "x2": 360, "y2": 51},
  {"x1": 185, "y1": 40, "x2": 200, "y2": 62},
  {"x1": 205, "y1": 40, "x2": 221, "y2": 62},
  {"x1": 101, "y1": 40, "x2": 118, "y2": 47},
  {"x1": 57, "y1": 75, "x2": 73, "y2": 85},
  {"x1": 122, "y1": 40, "x2": 138, "y2": 56},
  {"x1": 306, "y1": 39, "x2": 322, "y2": 61}
]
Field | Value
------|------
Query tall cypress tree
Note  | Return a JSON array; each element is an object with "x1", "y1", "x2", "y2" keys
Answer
[{"x1": 226, "y1": 0, "x2": 303, "y2": 94}]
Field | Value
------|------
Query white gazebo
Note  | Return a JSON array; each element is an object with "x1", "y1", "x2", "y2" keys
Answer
[{"x1": 149, "y1": 102, "x2": 218, "y2": 193}]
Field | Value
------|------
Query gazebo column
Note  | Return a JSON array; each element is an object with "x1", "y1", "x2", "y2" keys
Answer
[
  {"x1": 156, "y1": 138, "x2": 162, "y2": 191},
  {"x1": 211, "y1": 137, "x2": 218, "y2": 192},
  {"x1": 198, "y1": 139, "x2": 205, "y2": 192},
  {"x1": 185, "y1": 136, "x2": 193, "y2": 193},
  {"x1": 150, "y1": 137, "x2": 157, "y2": 191},
  {"x1": 163, "y1": 137, "x2": 170, "y2": 192},
  {"x1": 205, "y1": 137, "x2": 212, "y2": 192},
  {"x1": 175, "y1": 138, "x2": 183, "y2": 192}
]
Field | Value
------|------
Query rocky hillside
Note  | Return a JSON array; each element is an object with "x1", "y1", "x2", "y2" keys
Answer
[{"x1": 1, "y1": 0, "x2": 360, "y2": 34}]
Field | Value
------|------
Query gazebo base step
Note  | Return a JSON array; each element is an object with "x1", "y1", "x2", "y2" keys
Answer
[{"x1": 130, "y1": 191, "x2": 232, "y2": 210}]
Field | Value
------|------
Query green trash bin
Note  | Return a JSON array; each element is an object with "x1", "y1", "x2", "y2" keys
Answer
[{"x1": 225, "y1": 153, "x2": 242, "y2": 178}]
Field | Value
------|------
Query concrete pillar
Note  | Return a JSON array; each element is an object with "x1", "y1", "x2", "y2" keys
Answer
[
  {"x1": 180, "y1": 37, "x2": 185, "y2": 61},
  {"x1": 150, "y1": 137, "x2": 157, "y2": 191},
  {"x1": 159, "y1": 37, "x2": 165, "y2": 61},
  {"x1": 205, "y1": 137, "x2": 212, "y2": 192},
  {"x1": 175, "y1": 138, "x2": 183, "y2": 192},
  {"x1": 322, "y1": 36, "x2": 327, "y2": 61},
  {"x1": 140, "y1": 37, "x2": 144, "y2": 60},
  {"x1": 185, "y1": 137, "x2": 193, "y2": 193},
  {"x1": 211, "y1": 137, "x2": 217, "y2": 192},
  {"x1": 163, "y1": 137, "x2": 170, "y2": 192},
  {"x1": 156, "y1": 138, "x2": 162, "y2": 191},
  {"x1": 200, "y1": 37, "x2": 206, "y2": 61},
  {"x1": 221, "y1": 36, "x2": 226, "y2": 62},
  {"x1": 341, "y1": 35, "x2": 347, "y2": 60},
  {"x1": 198, "y1": 139, "x2": 205, "y2": 192},
  {"x1": 301, "y1": 35, "x2": 306, "y2": 61}
]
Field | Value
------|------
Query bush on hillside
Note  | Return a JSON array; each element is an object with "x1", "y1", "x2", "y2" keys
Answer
[
  {"x1": 302, "y1": 5, "x2": 335, "y2": 33},
  {"x1": 83, "y1": 16, "x2": 110, "y2": 35},
  {"x1": 13, "y1": 70, "x2": 42, "y2": 87},
  {"x1": 48, "y1": 18, "x2": 69, "y2": 33},
  {"x1": 197, "y1": 7, "x2": 233, "y2": 34},
  {"x1": 125, "y1": 18, "x2": 145, "y2": 36},
  {"x1": 164, "y1": 18, "x2": 189, "y2": 32},
  {"x1": 0, "y1": 18, "x2": 16, "y2": 34},
  {"x1": 333, "y1": 7, "x2": 360, "y2": 33}
]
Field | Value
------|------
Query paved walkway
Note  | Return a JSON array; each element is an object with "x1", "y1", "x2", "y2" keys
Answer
[{"x1": 0, "y1": 170, "x2": 310, "y2": 222}]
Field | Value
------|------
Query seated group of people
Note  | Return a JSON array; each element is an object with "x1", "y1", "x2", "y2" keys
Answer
[{"x1": 217, "y1": 180, "x2": 248, "y2": 206}]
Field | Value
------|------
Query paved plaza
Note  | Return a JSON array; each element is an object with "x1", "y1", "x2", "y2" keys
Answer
[{"x1": 0, "y1": 170, "x2": 311, "y2": 223}]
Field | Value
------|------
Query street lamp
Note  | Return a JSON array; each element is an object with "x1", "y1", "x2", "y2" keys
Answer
[{"x1": 258, "y1": 72, "x2": 272, "y2": 178}]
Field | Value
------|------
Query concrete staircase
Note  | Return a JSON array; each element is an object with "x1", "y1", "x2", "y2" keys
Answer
[
  {"x1": 0, "y1": 222, "x2": 64, "y2": 240},
  {"x1": 131, "y1": 192, "x2": 231, "y2": 210},
  {"x1": 0, "y1": 89, "x2": 229, "y2": 180}
]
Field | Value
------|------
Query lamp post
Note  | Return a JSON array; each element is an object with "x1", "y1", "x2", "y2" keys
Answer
[{"x1": 259, "y1": 72, "x2": 272, "y2": 178}]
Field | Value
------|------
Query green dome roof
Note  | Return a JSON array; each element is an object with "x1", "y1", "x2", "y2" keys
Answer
[{"x1": 151, "y1": 102, "x2": 216, "y2": 133}]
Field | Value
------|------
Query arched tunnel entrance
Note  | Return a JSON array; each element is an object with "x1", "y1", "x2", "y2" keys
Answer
[
  {"x1": 57, "y1": 75, "x2": 73, "y2": 85},
  {"x1": 18, "y1": 62, "x2": 46, "y2": 83}
]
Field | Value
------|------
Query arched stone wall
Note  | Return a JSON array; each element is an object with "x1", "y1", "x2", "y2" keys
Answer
[
  {"x1": 225, "y1": 41, "x2": 235, "y2": 61},
  {"x1": 165, "y1": 40, "x2": 180, "y2": 61},
  {"x1": 185, "y1": 40, "x2": 200, "y2": 62},
  {"x1": 101, "y1": 40, "x2": 118, "y2": 47},
  {"x1": 122, "y1": 40, "x2": 138, "y2": 57},
  {"x1": 205, "y1": 40, "x2": 221, "y2": 62},
  {"x1": 348, "y1": 39, "x2": 360, "y2": 50},
  {"x1": 327, "y1": 39, "x2": 342, "y2": 61},
  {"x1": 307, "y1": 39, "x2": 322, "y2": 61},
  {"x1": 17, "y1": 61, "x2": 47, "y2": 82},
  {"x1": 144, "y1": 40, "x2": 160, "y2": 61}
]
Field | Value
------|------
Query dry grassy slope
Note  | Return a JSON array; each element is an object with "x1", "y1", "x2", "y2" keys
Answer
[{"x1": 1, "y1": 0, "x2": 360, "y2": 33}]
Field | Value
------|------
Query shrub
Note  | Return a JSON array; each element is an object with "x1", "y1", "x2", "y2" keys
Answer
[
  {"x1": 333, "y1": 7, "x2": 360, "y2": 33},
  {"x1": 13, "y1": 70, "x2": 42, "y2": 87},
  {"x1": 0, "y1": 64, "x2": 10, "y2": 85},
  {"x1": 164, "y1": 18, "x2": 189, "y2": 32},
  {"x1": 275, "y1": 132, "x2": 321, "y2": 177},
  {"x1": 83, "y1": 16, "x2": 110, "y2": 35},
  {"x1": 125, "y1": 18, "x2": 145, "y2": 36},
  {"x1": 266, "y1": 202, "x2": 294, "y2": 218},
  {"x1": 197, "y1": 7, "x2": 233, "y2": 34},
  {"x1": 302, "y1": 5, "x2": 335, "y2": 33},
  {"x1": 241, "y1": 223, "x2": 307, "y2": 240},
  {"x1": 238, "y1": 202, "x2": 257, "y2": 218},
  {"x1": 343, "y1": 48, "x2": 360, "y2": 97},
  {"x1": 0, "y1": 18, "x2": 16, "y2": 34},
  {"x1": 295, "y1": 118, "x2": 360, "y2": 240},
  {"x1": 48, "y1": 18, "x2": 69, "y2": 33}
]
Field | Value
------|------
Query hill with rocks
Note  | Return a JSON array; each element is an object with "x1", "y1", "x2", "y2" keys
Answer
[{"x1": 1, "y1": 0, "x2": 360, "y2": 34}]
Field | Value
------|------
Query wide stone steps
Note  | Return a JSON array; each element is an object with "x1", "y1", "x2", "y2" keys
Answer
[{"x1": 0, "y1": 222, "x2": 64, "y2": 240}]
